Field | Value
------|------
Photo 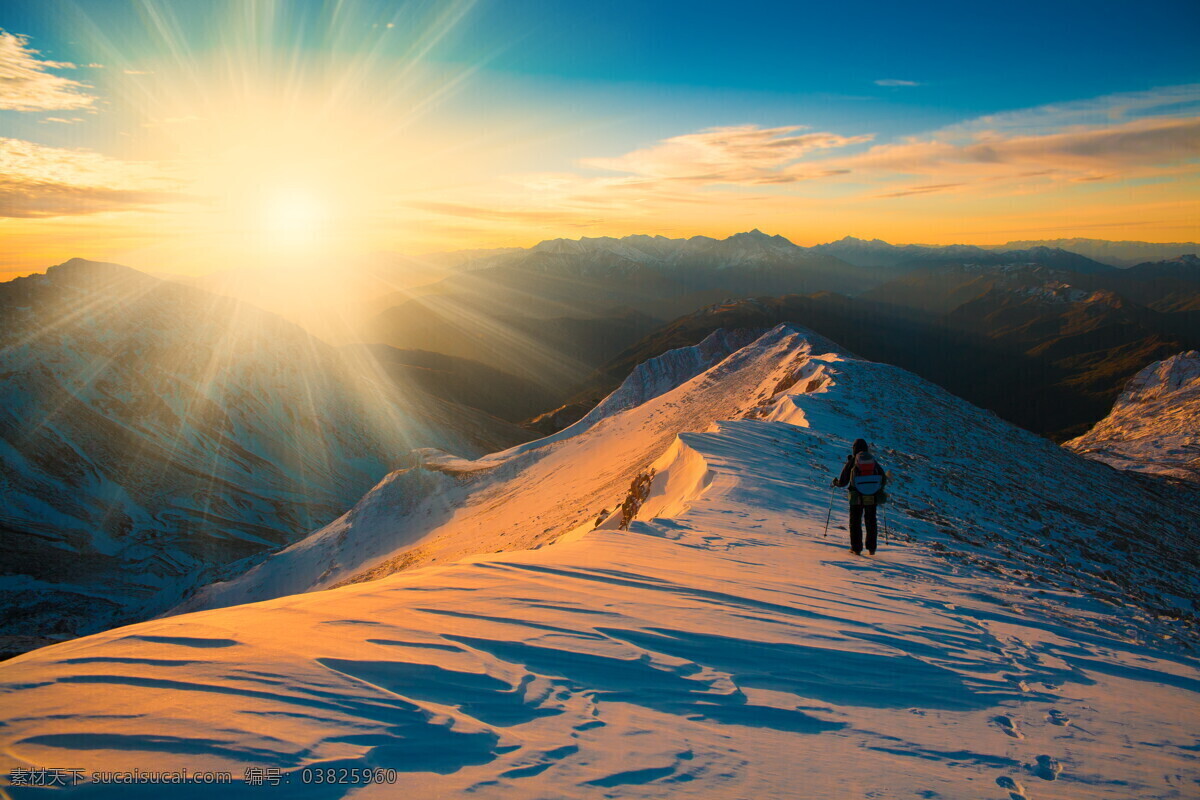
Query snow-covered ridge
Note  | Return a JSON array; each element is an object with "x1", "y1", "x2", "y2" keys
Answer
[
  {"x1": 180, "y1": 325, "x2": 840, "y2": 612},
  {"x1": 1066, "y1": 350, "x2": 1200, "y2": 484},
  {"x1": 571, "y1": 328, "x2": 765, "y2": 427},
  {"x1": 182, "y1": 323, "x2": 1200, "y2": 621},
  {"x1": 2, "y1": 324, "x2": 1199, "y2": 798},
  {"x1": 1118, "y1": 349, "x2": 1200, "y2": 403}
]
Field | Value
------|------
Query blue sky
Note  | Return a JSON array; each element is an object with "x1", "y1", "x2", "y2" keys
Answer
[
  {"x1": 455, "y1": 0, "x2": 1198, "y2": 102},
  {"x1": 1, "y1": 0, "x2": 1198, "y2": 274},
  {"x1": 9, "y1": 0, "x2": 1198, "y2": 133}
]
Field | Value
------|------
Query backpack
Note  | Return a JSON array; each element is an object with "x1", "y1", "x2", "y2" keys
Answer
[{"x1": 850, "y1": 452, "x2": 884, "y2": 497}]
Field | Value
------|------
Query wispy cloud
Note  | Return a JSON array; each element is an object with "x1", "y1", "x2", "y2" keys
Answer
[
  {"x1": 0, "y1": 177, "x2": 184, "y2": 218},
  {"x1": 843, "y1": 115, "x2": 1200, "y2": 179},
  {"x1": 937, "y1": 84, "x2": 1200, "y2": 138},
  {"x1": 405, "y1": 200, "x2": 602, "y2": 226},
  {"x1": 876, "y1": 183, "x2": 964, "y2": 198},
  {"x1": 0, "y1": 30, "x2": 97, "y2": 111},
  {"x1": 580, "y1": 124, "x2": 872, "y2": 185},
  {"x1": 0, "y1": 137, "x2": 186, "y2": 218},
  {"x1": 823, "y1": 114, "x2": 1200, "y2": 201},
  {"x1": 874, "y1": 79, "x2": 920, "y2": 87}
]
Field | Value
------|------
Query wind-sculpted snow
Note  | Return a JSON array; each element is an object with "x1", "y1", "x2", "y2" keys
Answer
[
  {"x1": 175, "y1": 466, "x2": 463, "y2": 613},
  {"x1": 4, "y1": 325, "x2": 1199, "y2": 798},
  {"x1": 1066, "y1": 351, "x2": 1200, "y2": 484},
  {"x1": 185, "y1": 326, "x2": 838, "y2": 609},
  {"x1": 573, "y1": 328, "x2": 765, "y2": 427}
]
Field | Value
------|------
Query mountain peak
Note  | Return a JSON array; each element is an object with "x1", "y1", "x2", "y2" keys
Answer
[
  {"x1": 835, "y1": 235, "x2": 892, "y2": 245},
  {"x1": 45, "y1": 257, "x2": 151, "y2": 287},
  {"x1": 724, "y1": 229, "x2": 798, "y2": 248},
  {"x1": 728, "y1": 228, "x2": 779, "y2": 240}
]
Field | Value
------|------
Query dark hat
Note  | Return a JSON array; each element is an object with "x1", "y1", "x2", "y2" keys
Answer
[{"x1": 852, "y1": 438, "x2": 869, "y2": 454}]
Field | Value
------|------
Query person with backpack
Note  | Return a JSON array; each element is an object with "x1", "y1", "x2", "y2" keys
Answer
[{"x1": 832, "y1": 438, "x2": 887, "y2": 555}]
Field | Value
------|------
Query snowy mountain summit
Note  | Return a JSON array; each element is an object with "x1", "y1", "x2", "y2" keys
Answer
[
  {"x1": 1066, "y1": 350, "x2": 1200, "y2": 484},
  {"x1": 2, "y1": 326, "x2": 1199, "y2": 798}
]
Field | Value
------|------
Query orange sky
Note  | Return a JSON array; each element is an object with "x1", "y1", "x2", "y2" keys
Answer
[{"x1": 2, "y1": 5, "x2": 1198, "y2": 281}]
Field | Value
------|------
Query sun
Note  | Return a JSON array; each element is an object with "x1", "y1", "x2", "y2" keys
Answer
[{"x1": 260, "y1": 189, "x2": 328, "y2": 248}]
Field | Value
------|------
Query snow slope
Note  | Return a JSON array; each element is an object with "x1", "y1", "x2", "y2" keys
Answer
[
  {"x1": 1065, "y1": 351, "x2": 1200, "y2": 484},
  {"x1": 175, "y1": 326, "x2": 827, "y2": 611},
  {"x1": 0, "y1": 259, "x2": 529, "y2": 656},
  {"x1": 2, "y1": 326, "x2": 1199, "y2": 799}
]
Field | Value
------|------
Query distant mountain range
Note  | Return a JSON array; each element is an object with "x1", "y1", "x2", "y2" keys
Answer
[
  {"x1": 808, "y1": 236, "x2": 1120, "y2": 272},
  {"x1": 807, "y1": 235, "x2": 1198, "y2": 270},
  {"x1": 355, "y1": 231, "x2": 1196, "y2": 430},
  {"x1": 525, "y1": 254, "x2": 1200, "y2": 441},
  {"x1": 996, "y1": 238, "x2": 1200, "y2": 268},
  {"x1": 440, "y1": 232, "x2": 1195, "y2": 274},
  {"x1": 0, "y1": 259, "x2": 531, "y2": 657},
  {"x1": 360, "y1": 231, "x2": 1140, "y2": 394},
  {"x1": 166, "y1": 233, "x2": 1195, "y2": 346}
]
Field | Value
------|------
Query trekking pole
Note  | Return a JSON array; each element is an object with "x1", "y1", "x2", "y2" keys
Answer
[
  {"x1": 883, "y1": 507, "x2": 891, "y2": 543},
  {"x1": 822, "y1": 483, "x2": 836, "y2": 537}
]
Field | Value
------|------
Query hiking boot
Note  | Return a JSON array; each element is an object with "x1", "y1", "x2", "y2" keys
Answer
[{"x1": 868, "y1": 549, "x2": 876, "y2": 555}]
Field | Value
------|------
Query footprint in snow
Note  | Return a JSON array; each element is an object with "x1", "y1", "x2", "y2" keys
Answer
[
  {"x1": 992, "y1": 715, "x2": 1023, "y2": 739},
  {"x1": 1046, "y1": 709, "x2": 1070, "y2": 727},
  {"x1": 581, "y1": 749, "x2": 696, "y2": 788},
  {"x1": 499, "y1": 745, "x2": 580, "y2": 779},
  {"x1": 1032, "y1": 754, "x2": 1062, "y2": 781},
  {"x1": 996, "y1": 775, "x2": 1028, "y2": 800}
]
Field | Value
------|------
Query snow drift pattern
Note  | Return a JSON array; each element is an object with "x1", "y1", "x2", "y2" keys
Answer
[{"x1": 2, "y1": 325, "x2": 1198, "y2": 799}]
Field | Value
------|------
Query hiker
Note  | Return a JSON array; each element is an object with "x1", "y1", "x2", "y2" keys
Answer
[{"x1": 832, "y1": 438, "x2": 887, "y2": 555}]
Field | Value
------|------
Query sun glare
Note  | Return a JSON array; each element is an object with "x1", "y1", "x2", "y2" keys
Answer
[{"x1": 261, "y1": 189, "x2": 327, "y2": 247}]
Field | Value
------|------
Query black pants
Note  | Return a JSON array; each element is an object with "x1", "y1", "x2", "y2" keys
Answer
[{"x1": 849, "y1": 504, "x2": 878, "y2": 553}]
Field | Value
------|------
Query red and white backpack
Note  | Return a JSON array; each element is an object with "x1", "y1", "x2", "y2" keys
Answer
[{"x1": 850, "y1": 452, "x2": 884, "y2": 496}]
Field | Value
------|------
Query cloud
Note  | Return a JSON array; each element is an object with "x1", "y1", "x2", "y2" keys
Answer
[
  {"x1": 40, "y1": 116, "x2": 86, "y2": 124},
  {"x1": 0, "y1": 137, "x2": 186, "y2": 218},
  {"x1": 580, "y1": 124, "x2": 873, "y2": 185},
  {"x1": 875, "y1": 79, "x2": 920, "y2": 87},
  {"x1": 413, "y1": 91, "x2": 1200, "y2": 235},
  {"x1": 818, "y1": 114, "x2": 1200, "y2": 200},
  {"x1": 844, "y1": 115, "x2": 1200, "y2": 178},
  {"x1": 937, "y1": 84, "x2": 1200, "y2": 138},
  {"x1": 0, "y1": 177, "x2": 184, "y2": 218},
  {"x1": 123, "y1": 69, "x2": 153, "y2": 75},
  {"x1": 404, "y1": 125, "x2": 874, "y2": 234},
  {"x1": 0, "y1": 30, "x2": 97, "y2": 111},
  {"x1": 406, "y1": 200, "x2": 603, "y2": 226},
  {"x1": 876, "y1": 183, "x2": 965, "y2": 198}
]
